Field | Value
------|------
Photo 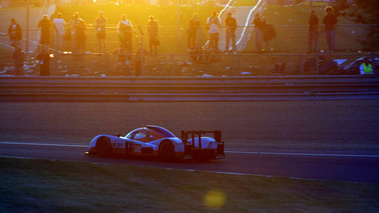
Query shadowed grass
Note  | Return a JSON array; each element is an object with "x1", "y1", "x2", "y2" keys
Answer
[{"x1": 1, "y1": 157, "x2": 378, "y2": 212}]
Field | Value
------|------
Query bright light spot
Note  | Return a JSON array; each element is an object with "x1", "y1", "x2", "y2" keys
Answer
[
  {"x1": 49, "y1": 54, "x2": 54, "y2": 58},
  {"x1": 203, "y1": 189, "x2": 226, "y2": 209}
]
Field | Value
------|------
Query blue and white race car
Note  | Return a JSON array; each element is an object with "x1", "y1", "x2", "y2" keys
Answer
[{"x1": 85, "y1": 125, "x2": 225, "y2": 161}]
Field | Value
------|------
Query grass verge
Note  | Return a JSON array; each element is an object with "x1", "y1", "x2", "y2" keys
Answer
[{"x1": 1, "y1": 157, "x2": 378, "y2": 212}]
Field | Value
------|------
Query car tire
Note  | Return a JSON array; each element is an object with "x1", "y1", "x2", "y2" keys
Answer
[
  {"x1": 159, "y1": 140, "x2": 175, "y2": 161},
  {"x1": 96, "y1": 137, "x2": 112, "y2": 157}
]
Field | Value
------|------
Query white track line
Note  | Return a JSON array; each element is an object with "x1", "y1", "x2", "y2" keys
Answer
[
  {"x1": 225, "y1": 151, "x2": 379, "y2": 158},
  {"x1": 0, "y1": 141, "x2": 88, "y2": 148},
  {"x1": 1, "y1": 141, "x2": 379, "y2": 158}
]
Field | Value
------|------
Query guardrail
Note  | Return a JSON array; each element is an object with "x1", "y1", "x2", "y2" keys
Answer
[{"x1": 1, "y1": 75, "x2": 378, "y2": 101}]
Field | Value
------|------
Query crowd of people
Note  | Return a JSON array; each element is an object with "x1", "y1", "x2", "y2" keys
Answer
[{"x1": 6, "y1": 6, "x2": 374, "y2": 76}]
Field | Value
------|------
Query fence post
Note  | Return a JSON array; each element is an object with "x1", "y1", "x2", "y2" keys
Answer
[
  {"x1": 171, "y1": 53, "x2": 175, "y2": 76},
  {"x1": 231, "y1": 54, "x2": 235, "y2": 75},
  {"x1": 316, "y1": 53, "x2": 320, "y2": 75},
  {"x1": 238, "y1": 53, "x2": 242, "y2": 75},
  {"x1": 299, "y1": 53, "x2": 304, "y2": 75},
  {"x1": 54, "y1": 52, "x2": 58, "y2": 76},
  {"x1": 371, "y1": 52, "x2": 376, "y2": 74},
  {"x1": 105, "y1": 52, "x2": 109, "y2": 75}
]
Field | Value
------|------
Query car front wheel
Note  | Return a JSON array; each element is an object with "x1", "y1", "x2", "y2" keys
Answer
[{"x1": 96, "y1": 137, "x2": 112, "y2": 157}]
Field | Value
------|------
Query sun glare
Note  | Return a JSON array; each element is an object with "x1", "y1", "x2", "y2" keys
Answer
[{"x1": 203, "y1": 189, "x2": 227, "y2": 209}]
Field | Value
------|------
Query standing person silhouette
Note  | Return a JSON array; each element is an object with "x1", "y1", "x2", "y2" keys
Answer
[
  {"x1": 38, "y1": 15, "x2": 52, "y2": 52},
  {"x1": 307, "y1": 9, "x2": 319, "y2": 54},
  {"x1": 187, "y1": 13, "x2": 200, "y2": 49},
  {"x1": 53, "y1": 13, "x2": 66, "y2": 52},
  {"x1": 95, "y1": 11, "x2": 107, "y2": 54},
  {"x1": 147, "y1": 16, "x2": 159, "y2": 54},
  {"x1": 207, "y1": 10, "x2": 221, "y2": 50},
  {"x1": 322, "y1": 6, "x2": 338, "y2": 53},
  {"x1": 224, "y1": 12, "x2": 237, "y2": 54},
  {"x1": 8, "y1": 18, "x2": 22, "y2": 50},
  {"x1": 118, "y1": 14, "x2": 133, "y2": 53},
  {"x1": 252, "y1": 14, "x2": 265, "y2": 53}
]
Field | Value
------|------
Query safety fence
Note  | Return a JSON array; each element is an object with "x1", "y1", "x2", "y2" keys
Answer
[{"x1": 0, "y1": 51, "x2": 377, "y2": 77}]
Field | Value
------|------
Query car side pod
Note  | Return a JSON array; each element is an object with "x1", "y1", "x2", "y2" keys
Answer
[{"x1": 181, "y1": 130, "x2": 225, "y2": 160}]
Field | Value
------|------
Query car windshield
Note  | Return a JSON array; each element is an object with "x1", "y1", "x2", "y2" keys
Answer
[
  {"x1": 125, "y1": 126, "x2": 176, "y2": 139},
  {"x1": 147, "y1": 125, "x2": 176, "y2": 138}
]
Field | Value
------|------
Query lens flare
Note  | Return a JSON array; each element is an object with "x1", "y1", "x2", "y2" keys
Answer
[{"x1": 203, "y1": 189, "x2": 226, "y2": 209}]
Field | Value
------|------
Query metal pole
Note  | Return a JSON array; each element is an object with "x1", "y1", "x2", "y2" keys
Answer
[
  {"x1": 299, "y1": 53, "x2": 304, "y2": 75},
  {"x1": 178, "y1": 0, "x2": 181, "y2": 52},
  {"x1": 371, "y1": 52, "x2": 376, "y2": 74},
  {"x1": 26, "y1": 0, "x2": 29, "y2": 53},
  {"x1": 171, "y1": 53, "x2": 175, "y2": 75}
]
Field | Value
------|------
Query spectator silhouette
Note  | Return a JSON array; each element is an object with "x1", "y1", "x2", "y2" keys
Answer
[
  {"x1": 53, "y1": 13, "x2": 66, "y2": 52},
  {"x1": 95, "y1": 11, "x2": 107, "y2": 54},
  {"x1": 224, "y1": 12, "x2": 237, "y2": 54},
  {"x1": 360, "y1": 58, "x2": 373, "y2": 75},
  {"x1": 322, "y1": 6, "x2": 338, "y2": 53},
  {"x1": 252, "y1": 14, "x2": 265, "y2": 53},
  {"x1": 187, "y1": 13, "x2": 200, "y2": 49},
  {"x1": 74, "y1": 18, "x2": 87, "y2": 59},
  {"x1": 118, "y1": 14, "x2": 133, "y2": 53},
  {"x1": 207, "y1": 10, "x2": 221, "y2": 50},
  {"x1": 8, "y1": 18, "x2": 22, "y2": 50},
  {"x1": 147, "y1": 16, "x2": 159, "y2": 54},
  {"x1": 38, "y1": 14, "x2": 52, "y2": 52},
  {"x1": 307, "y1": 9, "x2": 319, "y2": 54}
]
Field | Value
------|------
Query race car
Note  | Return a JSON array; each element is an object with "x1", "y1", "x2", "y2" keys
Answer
[{"x1": 85, "y1": 125, "x2": 225, "y2": 161}]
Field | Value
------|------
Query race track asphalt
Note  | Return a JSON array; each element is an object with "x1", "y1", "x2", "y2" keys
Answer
[{"x1": 1, "y1": 100, "x2": 379, "y2": 183}]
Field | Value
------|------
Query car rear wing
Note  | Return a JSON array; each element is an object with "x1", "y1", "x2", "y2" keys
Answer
[{"x1": 181, "y1": 130, "x2": 225, "y2": 160}]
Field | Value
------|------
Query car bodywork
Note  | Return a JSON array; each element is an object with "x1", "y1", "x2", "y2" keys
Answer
[{"x1": 85, "y1": 125, "x2": 225, "y2": 161}]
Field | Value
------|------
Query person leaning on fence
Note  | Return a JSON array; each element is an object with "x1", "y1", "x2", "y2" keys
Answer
[
  {"x1": 147, "y1": 16, "x2": 159, "y2": 54},
  {"x1": 207, "y1": 10, "x2": 221, "y2": 50},
  {"x1": 8, "y1": 18, "x2": 22, "y2": 50},
  {"x1": 252, "y1": 14, "x2": 265, "y2": 53},
  {"x1": 53, "y1": 13, "x2": 66, "y2": 52},
  {"x1": 95, "y1": 11, "x2": 107, "y2": 54},
  {"x1": 38, "y1": 15, "x2": 52, "y2": 52},
  {"x1": 360, "y1": 58, "x2": 373, "y2": 75},
  {"x1": 114, "y1": 47, "x2": 131, "y2": 76},
  {"x1": 68, "y1": 12, "x2": 82, "y2": 55},
  {"x1": 12, "y1": 47, "x2": 24, "y2": 76},
  {"x1": 224, "y1": 12, "x2": 237, "y2": 54},
  {"x1": 262, "y1": 23, "x2": 276, "y2": 52},
  {"x1": 187, "y1": 13, "x2": 200, "y2": 49},
  {"x1": 118, "y1": 14, "x2": 133, "y2": 53},
  {"x1": 307, "y1": 9, "x2": 319, "y2": 54},
  {"x1": 322, "y1": 6, "x2": 338, "y2": 53}
]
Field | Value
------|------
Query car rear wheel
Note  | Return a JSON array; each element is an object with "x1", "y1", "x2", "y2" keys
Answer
[
  {"x1": 159, "y1": 140, "x2": 175, "y2": 161},
  {"x1": 96, "y1": 137, "x2": 112, "y2": 157}
]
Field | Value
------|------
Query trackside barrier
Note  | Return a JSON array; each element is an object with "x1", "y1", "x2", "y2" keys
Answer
[{"x1": 0, "y1": 75, "x2": 378, "y2": 101}]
